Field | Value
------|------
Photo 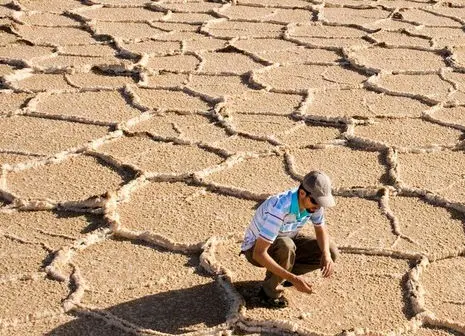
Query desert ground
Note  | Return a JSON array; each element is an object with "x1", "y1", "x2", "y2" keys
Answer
[{"x1": 0, "y1": 0, "x2": 464, "y2": 335}]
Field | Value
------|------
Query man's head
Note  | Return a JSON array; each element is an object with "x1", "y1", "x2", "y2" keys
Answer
[{"x1": 298, "y1": 171, "x2": 335, "y2": 211}]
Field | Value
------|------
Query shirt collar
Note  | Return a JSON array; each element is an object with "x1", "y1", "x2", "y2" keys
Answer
[{"x1": 291, "y1": 189, "x2": 309, "y2": 220}]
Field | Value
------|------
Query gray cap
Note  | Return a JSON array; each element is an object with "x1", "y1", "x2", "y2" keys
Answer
[{"x1": 302, "y1": 171, "x2": 336, "y2": 208}]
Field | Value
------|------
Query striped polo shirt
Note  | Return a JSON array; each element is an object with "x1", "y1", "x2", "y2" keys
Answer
[{"x1": 241, "y1": 187, "x2": 324, "y2": 251}]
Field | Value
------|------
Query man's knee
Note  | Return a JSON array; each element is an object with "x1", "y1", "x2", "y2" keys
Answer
[
  {"x1": 271, "y1": 237, "x2": 296, "y2": 261},
  {"x1": 273, "y1": 236, "x2": 296, "y2": 252}
]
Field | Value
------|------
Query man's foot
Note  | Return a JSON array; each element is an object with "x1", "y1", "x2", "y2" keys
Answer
[
  {"x1": 257, "y1": 288, "x2": 289, "y2": 309},
  {"x1": 282, "y1": 280, "x2": 293, "y2": 287}
]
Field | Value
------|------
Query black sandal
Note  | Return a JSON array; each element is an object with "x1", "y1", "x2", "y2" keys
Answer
[{"x1": 257, "y1": 288, "x2": 289, "y2": 309}]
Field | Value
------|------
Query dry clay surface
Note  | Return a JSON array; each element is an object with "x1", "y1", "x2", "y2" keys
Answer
[{"x1": 0, "y1": 0, "x2": 464, "y2": 335}]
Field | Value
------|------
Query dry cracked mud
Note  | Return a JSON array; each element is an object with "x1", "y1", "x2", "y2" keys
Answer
[{"x1": 0, "y1": 0, "x2": 464, "y2": 335}]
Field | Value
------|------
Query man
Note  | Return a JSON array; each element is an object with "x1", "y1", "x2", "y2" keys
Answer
[{"x1": 240, "y1": 171, "x2": 339, "y2": 308}]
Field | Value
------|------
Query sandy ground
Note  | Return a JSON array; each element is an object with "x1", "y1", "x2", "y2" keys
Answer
[{"x1": 0, "y1": 0, "x2": 464, "y2": 335}]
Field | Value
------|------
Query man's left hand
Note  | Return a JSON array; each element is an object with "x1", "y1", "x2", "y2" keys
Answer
[{"x1": 320, "y1": 254, "x2": 334, "y2": 278}]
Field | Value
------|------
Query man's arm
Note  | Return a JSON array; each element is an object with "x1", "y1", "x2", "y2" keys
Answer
[
  {"x1": 252, "y1": 237, "x2": 313, "y2": 293},
  {"x1": 314, "y1": 224, "x2": 334, "y2": 277}
]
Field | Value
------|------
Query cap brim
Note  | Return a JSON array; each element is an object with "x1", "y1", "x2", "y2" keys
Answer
[{"x1": 316, "y1": 195, "x2": 336, "y2": 208}]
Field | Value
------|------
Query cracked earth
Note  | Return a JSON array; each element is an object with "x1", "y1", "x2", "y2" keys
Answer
[{"x1": 0, "y1": 0, "x2": 464, "y2": 335}]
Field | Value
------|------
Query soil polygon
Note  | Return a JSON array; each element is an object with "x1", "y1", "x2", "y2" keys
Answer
[
  {"x1": 400, "y1": 8, "x2": 462, "y2": 27},
  {"x1": 219, "y1": 6, "x2": 275, "y2": 20},
  {"x1": 158, "y1": 2, "x2": 222, "y2": 12},
  {"x1": 146, "y1": 54, "x2": 200, "y2": 72},
  {"x1": 118, "y1": 182, "x2": 256, "y2": 243},
  {"x1": 368, "y1": 30, "x2": 432, "y2": 48},
  {"x1": 0, "y1": 210, "x2": 105, "y2": 261},
  {"x1": 78, "y1": 7, "x2": 165, "y2": 22},
  {"x1": 73, "y1": 238, "x2": 230, "y2": 334},
  {"x1": 422, "y1": 257, "x2": 465, "y2": 323},
  {"x1": 187, "y1": 74, "x2": 250, "y2": 97},
  {"x1": 16, "y1": 26, "x2": 96, "y2": 45},
  {"x1": 306, "y1": 89, "x2": 372, "y2": 118},
  {"x1": 367, "y1": 18, "x2": 422, "y2": 31},
  {"x1": 66, "y1": 72, "x2": 136, "y2": 89},
  {"x1": 36, "y1": 90, "x2": 141, "y2": 123},
  {"x1": 270, "y1": 9, "x2": 312, "y2": 23},
  {"x1": 291, "y1": 36, "x2": 371, "y2": 49},
  {"x1": 4, "y1": 314, "x2": 135, "y2": 336},
  {"x1": 430, "y1": 106, "x2": 465, "y2": 127},
  {"x1": 0, "y1": 115, "x2": 108, "y2": 155},
  {"x1": 322, "y1": 7, "x2": 391, "y2": 25},
  {"x1": 19, "y1": 12, "x2": 80, "y2": 26},
  {"x1": 324, "y1": 197, "x2": 397, "y2": 248},
  {"x1": 376, "y1": 74, "x2": 453, "y2": 102},
  {"x1": 0, "y1": 153, "x2": 41, "y2": 166},
  {"x1": 237, "y1": 0, "x2": 310, "y2": 6},
  {"x1": 291, "y1": 23, "x2": 368, "y2": 39},
  {"x1": 61, "y1": 44, "x2": 117, "y2": 57},
  {"x1": 203, "y1": 155, "x2": 297, "y2": 195},
  {"x1": 257, "y1": 47, "x2": 340, "y2": 65},
  {"x1": 233, "y1": 38, "x2": 299, "y2": 53},
  {"x1": 132, "y1": 87, "x2": 211, "y2": 112},
  {"x1": 7, "y1": 154, "x2": 130, "y2": 201},
  {"x1": 226, "y1": 90, "x2": 302, "y2": 115},
  {"x1": 388, "y1": 196, "x2": 465, "y2": 256},
  {"x1": 200, "y1": 52, "x2": 264, "y2": 74},
  {"x1": 33, "y1": 55, "x2": 124, "y2": 71},
  {"x1": 256, "y1": 64, "x2": 367, "y2": 91},
  {"x1": 0, "y1": 31, "x2": 17, "y2": 46},
  {"x1": 144, "y1": 73, "x2": 189, "y2": 87},
  {"x1": 278, "y1": 124, "x2": 341, "y2": 147},
  {"x1": 230, "y1": 114, "x2": 302, "y2": 138},
  {"x1": 120, "y1": 40, "x2": 181, "y2": 55},
  {"x1": 13, "y1": 73, "x2": 74, "y2": 92},
  {"x1": 18, "y1": 0, "x2": 83, "y2": 12},
  {"x1": 0, "y1": 278, "x2": 68, "y2": 322},
  {"x1": 420, "y1": 27, "x2": 465, "y2": 48},
  {"x1": 184, "y1": 36, "x2": 228, "y2": 52},
  {"x1": 398, "y1": 151, "x2": 465, "y2": 204},
  {"x1": 291, "y1": 146, "x2": 385, "y2": 188},
  {"x1": 150, "y1": 22, "x2": 201, "y2": 33},
  {"x1": 0, "y1": 44, "x2": 54, "y2": 61},
  {"x1": 93, "y1": 22, "x2": 164, "y2": 41},
  {"x1": 0, "y1": 235, "x2": 48, "y2": 276},
  {"x1": 209, "y1": 135, "x2": 275, "y2": 154},
  {"x1": 206, "y1": 21, "x2": 284, "y2": 39},
  {"x1": 354, "y1": 118, "x2": 462, "y2": 148},
  {"x1": 353, "y1": 48, "x2": 445, "y2": 72},
  {"x1": 0, "y1": 92, "x2": 31, "y2": 115},
  {"x1": 128, "y1": 113, "x2": 228, "y2": 143},
  {"x1": 364, "y1": 93, "x2": 430, "y2": 118},
  {"x1": 98, "y1": 136, "x2": 223, "y2": 173},
  {"x1": 165, "y1": 12, "x2": 216, "y2": 23}
]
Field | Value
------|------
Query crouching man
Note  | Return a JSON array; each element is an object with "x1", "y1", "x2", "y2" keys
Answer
[{"x1": 240, "y1": 171, "x2": 339, "y2": 308}]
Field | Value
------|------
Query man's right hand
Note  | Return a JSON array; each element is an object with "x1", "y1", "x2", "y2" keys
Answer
[{"x1": 290, "y1": 275, "x2": 313, "y2": 294}]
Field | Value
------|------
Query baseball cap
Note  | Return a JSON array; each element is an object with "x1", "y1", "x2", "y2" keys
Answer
[{"x1": 302, "y1": 171, "x2": 336, "y2": 208}]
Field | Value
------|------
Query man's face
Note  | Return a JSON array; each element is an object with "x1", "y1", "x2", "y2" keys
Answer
[{"x1": 299, "y1": 189, "x2": 321, "y2": 212}]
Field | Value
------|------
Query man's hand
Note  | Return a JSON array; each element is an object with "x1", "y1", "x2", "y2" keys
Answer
[
  {"x1": 320, "y1": 254, "x2": 334, "y2": 278},
  {"x1": 289, "y1": 275, "x2": 313, "y2": 294}
]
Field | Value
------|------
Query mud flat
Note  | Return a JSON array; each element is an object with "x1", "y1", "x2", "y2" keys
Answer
[{"x1": 0, "y1": 0, "x2": 464, "y2": 335}]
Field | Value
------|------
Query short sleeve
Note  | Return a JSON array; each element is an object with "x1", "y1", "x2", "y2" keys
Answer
[{"x1": 310, "y1": 208, "x2": 325, "y2": 226}]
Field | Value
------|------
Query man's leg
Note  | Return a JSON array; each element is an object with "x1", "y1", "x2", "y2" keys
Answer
[
  {"x1": 291, "y1": 234, "x2": 339, "y2": 275},
  {"x1": 262, "y1": 236, "x2": 296, "y2": 298}
]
